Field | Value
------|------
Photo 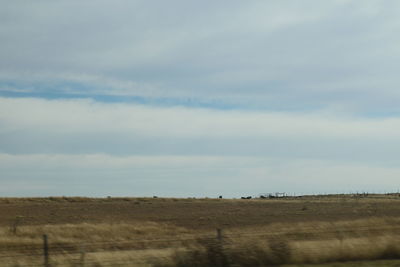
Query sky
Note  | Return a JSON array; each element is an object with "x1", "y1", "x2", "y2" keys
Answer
[{"x1": 1, "y1": 0, "x2": 400, "y2": 197}]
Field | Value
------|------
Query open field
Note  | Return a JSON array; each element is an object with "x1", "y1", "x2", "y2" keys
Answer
[
  {"x1": 2, "y1": 194, "x2": 400, "y2": 229},
  {"x1": 2, "y1": 195, "x2": 400, "y2": 266}
]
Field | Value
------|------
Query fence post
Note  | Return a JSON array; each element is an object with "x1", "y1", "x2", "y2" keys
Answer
[
  {"x1": 215, "y1": 228, "x2": 229, "y2": 266},
  {"x1": 80, "y1": 245, "x2": 85, "y2": 267},
  {"x1": 43, "y1": 234, "x2": 49, "y2": 267},
  {"x1": 216, "y1": 228, "x2": 223, "y2": 242}
]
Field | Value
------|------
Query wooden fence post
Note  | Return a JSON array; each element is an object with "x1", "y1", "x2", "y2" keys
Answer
[
  {"x1": 216, "y1": 228, "x2": 223, "y2": 242},
  {"x1": 215, "y1": 228, "x2": 229, "y2": 266},
  {"x1": 80, "y1": 245, "x2": 86, "y2": 267},
  {"x1": 43, "y1": 234, "x2": 50, "y2": 267}
]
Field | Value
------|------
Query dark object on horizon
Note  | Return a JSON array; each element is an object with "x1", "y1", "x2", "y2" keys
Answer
[
  {"x1": 219, "y1": 195, "x2": 222, "y2": 199},
  {"x1": 241, "y1": 196, "x2": 252, "y2": 199},
  {"x1": 258, "y1": 192, "x2": 287, "y2": 199},
  {"x1": 153, "y1": 196, "x2": 158, "y2": 198}
]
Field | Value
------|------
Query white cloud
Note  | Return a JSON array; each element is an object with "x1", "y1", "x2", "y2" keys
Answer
[
  {"x1": 0, "y1": 153, "x2": 398, "y2": 197},
  {"x1": 2, "y1": 1, "x2": 400, "y2": 112},
  {"x1": 2, "y1": 1, "x2": 400, "y2": 196},
  {"x1": 1, "y1": 96, "x2": 400, "y2": 170},
  {"x1": 1, "y1": 97, "x2": 400, "y2": 139},
  {"x1": 1, "y1": 96, "x2": 399, "y2": 196}
]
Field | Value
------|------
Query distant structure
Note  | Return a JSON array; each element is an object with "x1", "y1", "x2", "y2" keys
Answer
[
  {"x1": 275, "y1": 192, "x2": 286, "y2": 198},
  {"x1": 259, "y1": 192, "x2": 287, "y2": 199}
]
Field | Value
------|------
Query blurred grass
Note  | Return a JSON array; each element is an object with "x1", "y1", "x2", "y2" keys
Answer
[
  {"x1": 1, "y1": 197, "x2": 400, "y2": 266},
  {"x1": 2, "y1": 218, "x2": 400, "y2": 266}
]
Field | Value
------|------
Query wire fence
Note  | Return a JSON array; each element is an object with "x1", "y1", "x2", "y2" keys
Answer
[{"x1": 2, "y1": 226, "x2": 400, "y2": 266}]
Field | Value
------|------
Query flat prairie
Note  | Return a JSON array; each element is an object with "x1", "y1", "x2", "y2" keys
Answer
[
  {"x1": 1, "y1": 195, "x2": 400, "y2": 229},
  {"x1": 2, "y1": 195, "x2": 400, "y2": 266}
]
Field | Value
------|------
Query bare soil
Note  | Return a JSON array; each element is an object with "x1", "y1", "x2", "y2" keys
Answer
[{"x1": 1, "y1": 195, "x2": 400, "y2": 229}]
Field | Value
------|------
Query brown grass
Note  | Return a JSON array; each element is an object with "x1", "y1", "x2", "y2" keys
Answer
[
  {"x1": 2, "y1": 196, "x2": 400, "y2": 230},
  {"x1": 1, "y1": 218, "x2": 400, "y2": 266},
  {"x1": 1, "y1": 196, "x2": 400, "y2": 266},
  {"x1": 158, "y1": 218, "x2": 400, "y2": 266}
]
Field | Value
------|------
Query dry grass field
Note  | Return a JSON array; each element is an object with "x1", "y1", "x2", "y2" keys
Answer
[{"x1": 1, "y1": 195, "x2": 400, "y2": 266}]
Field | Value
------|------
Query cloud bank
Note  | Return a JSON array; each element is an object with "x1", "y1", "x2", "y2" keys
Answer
[
  {"x1": 1, "y1": 97, "x2": 400, "y2": 196},
  {"x1": 1, "y1": 1, "x2": 400, "y2": 196},
  {"x1": 1, "y1": 0, "x2": 400, "y2": 112}
]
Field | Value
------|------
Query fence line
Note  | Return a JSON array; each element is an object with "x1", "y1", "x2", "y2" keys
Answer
[
  {"x1": 2, "y1": 228, "x2": 400, "y2": 266},
  {"x1": 1, "y1": 223, "x2": 400, "y2": 252},
  {"x1": 1, "y1": 229, "x2": 400, "y2": 255}
]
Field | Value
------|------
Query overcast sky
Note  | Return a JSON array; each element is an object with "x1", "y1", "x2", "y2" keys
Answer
[{"x1": 1, "y1": 0, "x2": 400, "y2": 197}]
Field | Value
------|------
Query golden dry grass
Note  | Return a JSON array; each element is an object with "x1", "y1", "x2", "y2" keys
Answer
[
  {"x1": 0, "y1": 222, "x2": 193, "y2": 266},
  {"x1": 166, "y1": 218, "x2": 400, "y2": 266},
  {"x1": 1, "y1": 217, "x2": 400, "y2": 266},
  {"x1": 2, "y1": 196, "x2": 400, "y2": 266}
]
